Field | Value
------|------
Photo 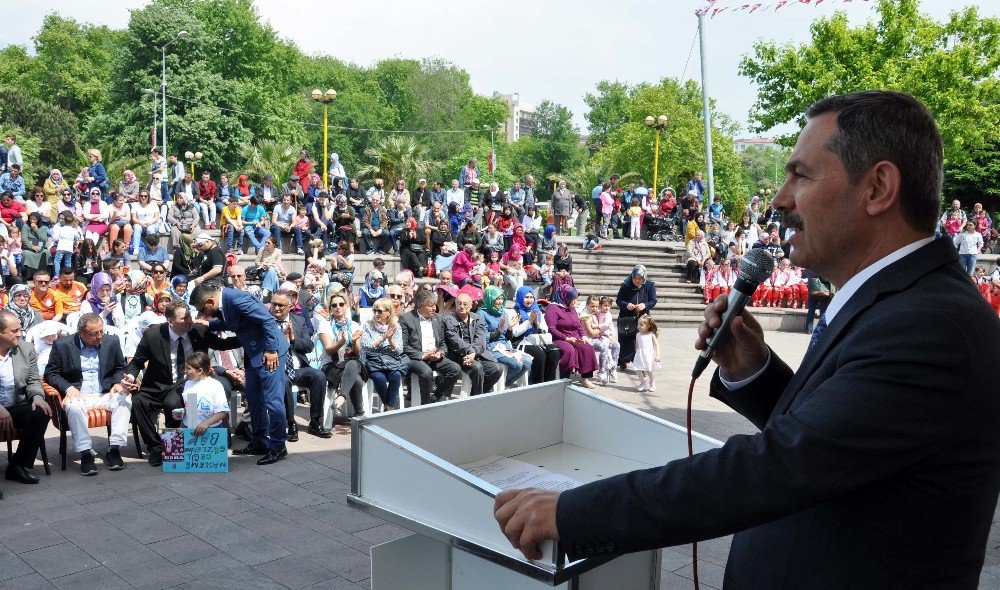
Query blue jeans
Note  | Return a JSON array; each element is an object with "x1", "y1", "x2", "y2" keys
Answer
[
  {"x1": 245, "y1": 225, "x2": 269, "y2": 250},
  {"x1": 53, "y1": 250, "x2": 73, "y2": 274},
  {"x1": 493, "y1": 350, "x2": 531, "y2": 388},
  {"x1": 131, "y1": 225, "x2": 150, "y2": 254},
  {"x1": 958, "y1": 253, "x2": 977, "y2": 275},
  {"x1": 271, "y1": 226, "x2": 303, "y2": 250},
  {"x1": 362, "y1": 228, "x2": 390, "y2": 253},
  {"x1": 225, "y1": 225, "x2": 244, "y2": 250},
  {"x1": 370, "y1": 370, "x2": 402, "y2": 407},
  {"x1": 261, "y1": 268, "x2": 281, "y2": 293}
]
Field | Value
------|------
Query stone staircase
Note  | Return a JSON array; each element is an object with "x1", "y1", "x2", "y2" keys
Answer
[{"x1": 167, "y1": 231, "x2": 815, "y2": 331}]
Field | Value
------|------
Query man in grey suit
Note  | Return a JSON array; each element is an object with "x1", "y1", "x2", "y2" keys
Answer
[
  {"x1": 0, "y1": 310, "x2": 51, "y2": 492},
  {"x1": 399, "y1": 289, "x2": 461, "y2": 404},
  {"x1": 494, "y1": 91, "x2": 1000, "y2": 589},
  {"x1": 442, "y1": 293, "x2": 502, "y2": 397}
]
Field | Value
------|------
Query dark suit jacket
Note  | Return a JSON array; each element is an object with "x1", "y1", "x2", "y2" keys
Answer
[
  {"x1": 44, "y1": 334, "x2": 127, "y2": 395},
  {"x1": 442, "y1": 312, "x2": 494, "y2": 362},
  {"x1": 208, "y1": 288, "x2": 288, "y2": 369},
  {"x1": 3, "y1": 341, "x2": 43, "y2": 406},
  {"x1": 399, "y1": 310, "x2": 448, "y2": 362},
  {"x1": 124, "y1": 323, "x2": 241, "y2": 398},
  {"x1": 556, "y1": 237, "x2": 1000, "y2": 589},
  {"x1": 283, "y1": 313, "x2": 314, "y2": 369}
]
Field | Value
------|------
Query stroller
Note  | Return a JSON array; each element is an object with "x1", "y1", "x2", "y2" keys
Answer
[{"x1": 645, "y1": 214, "x2": 683, "y2": 241}]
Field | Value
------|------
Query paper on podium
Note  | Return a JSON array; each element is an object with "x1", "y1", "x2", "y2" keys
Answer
[{"x1": 459, "y1": 455, "x2": 582, "y2": 492}]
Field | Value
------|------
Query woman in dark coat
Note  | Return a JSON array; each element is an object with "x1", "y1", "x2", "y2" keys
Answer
[{"x1": 616, "y1": 264, "x2": 657, "y2": 369}]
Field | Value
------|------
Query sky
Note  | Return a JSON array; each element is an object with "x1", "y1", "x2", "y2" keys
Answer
[{"x1": 3, "y1": 0, "x2": 995, "y2": 137}]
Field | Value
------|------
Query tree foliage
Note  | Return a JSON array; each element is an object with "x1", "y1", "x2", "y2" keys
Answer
[
  {"x1": 0, "y1": 88, "x2": 79, "y2": 173},
  {"x1": 583, "y1": 80, "x2": 633, "y2": 148},
  {"x1": 591, "y1": 78, "x2": 744, "y2": 211},
  {"x1": 356, "y1": 135, "x2": 436, "y2": 191},
  {"x1": 740, "y1": 0, "x2": 1000, "y2": 207}
]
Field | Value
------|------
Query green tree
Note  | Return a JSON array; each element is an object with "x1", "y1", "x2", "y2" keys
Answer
[
  {"x1": 0, "y1": 87, "x2": 79, "y2": 173},
  {"x1": 0, "y1": 125, "x2": 42, "y2": 184},
  {"x1": 583, "y1": 80, "x2": 634, "y2": 148},
  {"x1": 740, "y1": 0, "x2": 1000, "y2": 207},
  {"x1": 32, "y1": 15, "x2": 124, "y2": 121},
  {"x1": 517, "y1": 101, "x2": 585, "y2": 198},
  {"x1": 356, "y1": 135, "x2": 436, "y2": 191},
  {"x1": 592, "y1": 78, "x2": 744, "y2": 211},
  {"x1": 738, "y1": 145, "x2": 790, "y2": 195}
]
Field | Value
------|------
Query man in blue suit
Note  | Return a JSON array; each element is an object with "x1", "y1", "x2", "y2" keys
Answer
[{"x1": 191, "y1": 283, "x2": 289, "y2": 465}]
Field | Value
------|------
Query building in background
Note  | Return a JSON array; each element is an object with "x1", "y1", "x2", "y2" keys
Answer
[
  {"x1": 734, "y1": 137, "x2": 781, "y2": 152},
  {"x1": 498, "y1": 93, "x2": 536, "y2": 143}
]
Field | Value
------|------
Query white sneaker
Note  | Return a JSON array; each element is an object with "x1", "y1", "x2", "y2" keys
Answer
[
  {"x1": 637, "y1": 383, "x2": 648, "y2": 392},
  {"x1": 609, "y1": 370, "x2": 618, "y2": 383},
  {"x1": 648, "y1": 382, "x2": 656, "y2": 392}
]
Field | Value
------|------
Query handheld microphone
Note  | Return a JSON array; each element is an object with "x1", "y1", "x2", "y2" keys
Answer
[{"x1": 692, "y1": 248, "x2": 775, "y2": 379}]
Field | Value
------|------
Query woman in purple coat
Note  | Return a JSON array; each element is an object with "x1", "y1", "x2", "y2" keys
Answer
[{"x1": 544, "y1": 285, "x2": 598, "y2": 388}]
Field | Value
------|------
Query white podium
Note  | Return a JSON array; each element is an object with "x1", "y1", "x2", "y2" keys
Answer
[{"x1": 348, "y1": 381, "x2": 722, "y2": 589}]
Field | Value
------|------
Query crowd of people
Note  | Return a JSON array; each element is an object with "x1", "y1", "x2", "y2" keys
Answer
[{"x1": 0, "y1": 146, "x2": 677, "y2": 492}]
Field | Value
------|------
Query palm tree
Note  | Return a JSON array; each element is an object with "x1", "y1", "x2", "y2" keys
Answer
[
  {"x1": 238, "y1": 139, "x2": 299, "y2": 183},
  {"x1": 356, "y1": 135, "x2": 436, "y2": 190}
]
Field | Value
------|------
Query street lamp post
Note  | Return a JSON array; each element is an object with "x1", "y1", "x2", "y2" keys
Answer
[
  {"x1": 161, "y1": 30, "x2": 188, "y2": 183},
  {"x1": 311, "y1": 88, "x2": 337, "y2": 189},
  {"x1": 143, "y1": 88, "x2": 157, "y2": 150},
  {"x1": 185, "y1": 151, "x2": 203, "y2": 176},
  {"x1": 644, "y1": 115, "x2": 668, "y2": 197},
  {"x1": 483, "y1": 124, "x2": 496, "y2": 179}
]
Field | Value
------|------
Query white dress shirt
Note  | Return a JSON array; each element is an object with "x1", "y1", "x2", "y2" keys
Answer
[
  {"x1": 722, "y1": 236, "x2": 936, "y2": 389},
  {"x1": 169, "y1": 327, "x2": 194, "y2": 382},
  {"x1": 418, "y1": 313, "x2": 437, "y2": 355},
  {"x1": 0, "y1": 351, "x2": 15, "y2": 407}
]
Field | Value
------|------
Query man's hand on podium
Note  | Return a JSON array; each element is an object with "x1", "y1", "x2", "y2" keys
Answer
[{"x1": 494, "y1": 488, "x2": 561, "y2": 561}]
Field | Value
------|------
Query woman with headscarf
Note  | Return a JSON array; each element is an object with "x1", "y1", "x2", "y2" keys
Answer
[
  {"x1": 551, "y1": 180, "x2": 572, "y2": 234},
  {"x1": 512, "y1": 286, "x2": 561, "y2": 384},
  {"x1": 236, "y1": 173, "x2": 254, "y2": 202},
  {"x1": 447, "y1": 202, "x2": 463, "y2": 237},
  {"x1": 20, "y1": 213, "x2": 48, "y2": 281},
  {"x1": 82, "y1": 187, "x2": 110, "y2": 243},
  {"x1": 294, "y1": 149, "x2": 313, "y2": 194},
  {"x1": 450, "y1": 243, "x2": 477, "y2": 287},
  {"x1": 43, "y1": 169, "x2": 70, "y2": 205},
  {"x1": 398, "y1": 217, "x2": 427, "y2": 278},
  {"x1": 328, "y1": 153, "x2": 346, "y2": 187},
  {"x1": 394, "y1": 269, "x2": 416, "y2": 309},
  {"x1": 5, "y1": 284, "x2": 42, "y2": 331},
  {"x1": 358, "y1": 270, "x2": 386, "y2": 308},
  {"x1": 80, "y1": 272, "x2": 125, "y2": 327},
  {"x1": 496, "y1": 204, "x2": 517, "y2": 247},
  {"x1": 538, "y1": 224, "x2": 558, "y2": 261},
  {"x1": 56, "y1": 188, "x2": 81, "y2": 224},
  {"x1": 170, "y1": 232, "x2": 195, "y2": 279},
  {"x1": 121, "y1": 269, "x2": 152, "y2": 321},
  {"x1": 543, "y1": 285, "x2": 598, "y2": 388},
  {"x1": 168, "y1": 275, "x2": 190, "y2": 303},
  {"x1": 478, "y1": 286, "x2": 533, "y2": 388},
  {"x1": 118, "y1": 170, "x2": 140, "y2": 201},
  {"x1": 616, "y1": 264, "x2": 657, "y2": 370}
]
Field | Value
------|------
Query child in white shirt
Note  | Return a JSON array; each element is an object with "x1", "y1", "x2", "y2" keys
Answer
[
  {"x1": 539, "y1": 254, "x2": 555, "y2": 288},
  {"x1": 52, "y1": 212, "x2": 82, "y2": 273},
  {"x1": 180, "y1": 352, "x2": 230, "y2": 434}
]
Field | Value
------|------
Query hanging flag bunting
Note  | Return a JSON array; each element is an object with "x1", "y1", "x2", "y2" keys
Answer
[{"x1": 696, "y1": 0, "x2": 869, "y2": 16}]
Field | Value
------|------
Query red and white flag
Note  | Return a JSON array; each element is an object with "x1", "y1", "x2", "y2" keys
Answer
[{"x1": 488, "y1": 151, "x2": 496, "y2": 174}]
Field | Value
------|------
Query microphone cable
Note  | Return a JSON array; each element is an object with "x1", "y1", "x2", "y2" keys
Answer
[{"x1": 686, "y1": 376, "x2": 701, "y2": 590}]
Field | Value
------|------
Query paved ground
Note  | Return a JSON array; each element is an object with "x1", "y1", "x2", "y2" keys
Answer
[{"x1": 0, "y1": 327, "x2": 997, "y2": 589}]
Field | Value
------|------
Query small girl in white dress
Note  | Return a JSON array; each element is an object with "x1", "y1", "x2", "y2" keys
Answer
[{"x1": 633, "y1": 316, "x2": 661, "y2": 392}]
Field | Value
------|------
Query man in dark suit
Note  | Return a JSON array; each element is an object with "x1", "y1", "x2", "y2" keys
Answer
[
  {"x1": 0, "y1": 310, "x2": 52, "y2": 492},
  {"x1": 269, "y1": 290, "x2": 330, "y2": 439},
  {"x1": 400, "y1": 289, "x2": 461, "y2": 404},
  {"x1": 494, "y1": 92, "x2": 1000, "y2": 588},
  {"x1": 442, "y1": 293, "x2": 502, "y2": 397},
  {"x1": 124, "y1": 300, "x2": 241, "y2": 466},
  {"x1": 191, "y1": 283, "x2": 289, "y2": 465},
  {"x1": 45, "y1": 313, "x2": 129, "y2": 476}
]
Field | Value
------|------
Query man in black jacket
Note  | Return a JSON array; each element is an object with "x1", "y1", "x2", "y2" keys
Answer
[
  {"x1": 125, "y1": 300, "x2": 242, "y2": 466},
  {"x1": 494, "y1": 91, "x2": 1000, "y2": 589},
  {"x1": 399, "y1": 289, "x2": 461, "y2": 404},
  {"x1": 271, "y1": 290, "x2": 330, "y2": 439},
  {"x1": 442, "y1": 293, "x2": 502, "y2": 397}
]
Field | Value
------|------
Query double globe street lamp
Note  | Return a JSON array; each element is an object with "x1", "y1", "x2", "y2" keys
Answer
[
  {"x1": 645, "y1": 114, "x2": 668, "y2": 198},
  {"x1": 185, "y1": 150, "x2": 203, "y2": 176},
  {"x1": 311, "y1": 88, "x2": 338, "y2": 189}
]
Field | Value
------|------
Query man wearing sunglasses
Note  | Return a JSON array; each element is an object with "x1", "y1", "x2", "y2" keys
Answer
[{"x1": 51, "y1": 266, "x2": 87, "y2": 315}]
